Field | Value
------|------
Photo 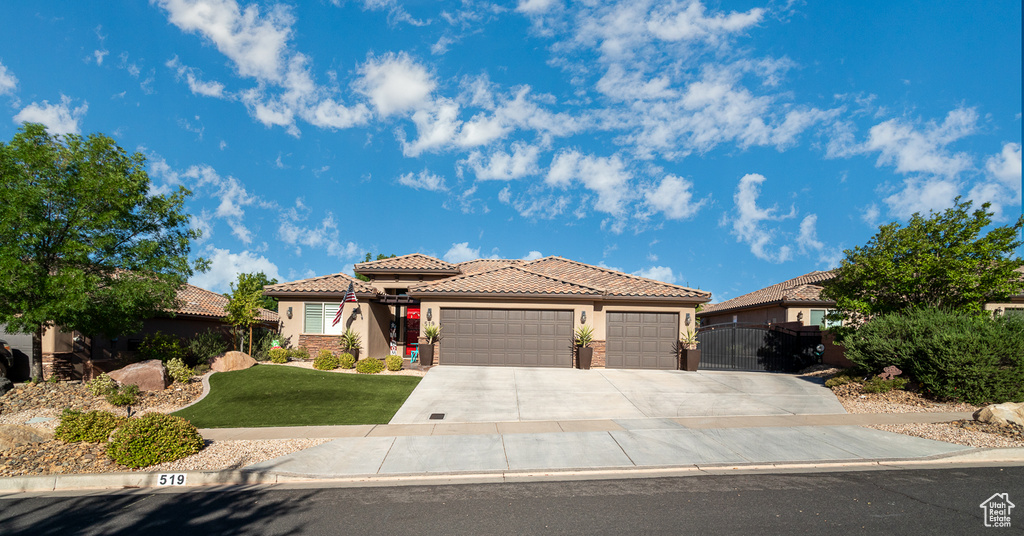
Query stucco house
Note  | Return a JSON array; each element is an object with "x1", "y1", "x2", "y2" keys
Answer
[
  {"x1": 265, "y1": 254, "x2": 711, "y2": 369},
  {"x1": 697, "y1": 271, "x2": 838, "y2": 328}
]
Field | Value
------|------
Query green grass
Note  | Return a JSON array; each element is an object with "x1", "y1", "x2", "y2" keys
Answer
[{"x1": 171, "y1": 365, "x2": 421, "y2": 428}]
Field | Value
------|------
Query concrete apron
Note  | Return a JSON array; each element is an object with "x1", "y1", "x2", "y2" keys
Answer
[{"x1": 389, "y1": 367, "x2": 847, "y2": 424}]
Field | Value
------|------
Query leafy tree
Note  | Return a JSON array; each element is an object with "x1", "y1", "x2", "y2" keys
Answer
[
  {"x1": 0, "y1": 123, "x2": 205, "y2": 380},
  {"x1": 224, "y1": 278, "x2": 263, "y2": 354},
  {"x1": 822, "y1": 198, "x2": 1023, "y2": 321},
  {"x1": 231, "y1": 271, "x2": 278, "y2": 311},
  {"x1": 355, "y1": 252, "x2": 396, "y2": 282}
]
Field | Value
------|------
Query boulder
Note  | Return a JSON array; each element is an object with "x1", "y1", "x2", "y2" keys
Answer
[
  {"x1": 209, "y1": 351, "x2": 257, "y2": 372},
  {"x1": 109, "y1": 359, "x2": 171, "y2": 392},
  {"x1": 0, "y1": 425, "x2": 54, "y2": 450},
  {"x1": 974, "y1": 402, "x2": 1024, "y2": 426},
  {"x1": 0, "y1": 376, "x2": 12, "y2": 396}
]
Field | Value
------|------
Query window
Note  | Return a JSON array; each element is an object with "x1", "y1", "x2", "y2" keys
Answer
[
  {"x1": 304, "y1": 303, "x2": 344, "y2": 334},
  {"x1": 1005, "y1": 308, "x2": 1024, "y2": 317},
  {"x1": 810, "y1": 309, "x2": 842, "y2": 328}
]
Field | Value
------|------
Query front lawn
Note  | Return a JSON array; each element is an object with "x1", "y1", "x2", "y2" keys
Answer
[{"x1": 172, "y1": 365, "x2": 421, "y2": 428}]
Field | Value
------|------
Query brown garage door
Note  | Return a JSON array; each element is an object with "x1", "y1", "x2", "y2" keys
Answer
[
  {"x1": 606, "y1": 312, "x2": 679, "y2": 369},
  {"x1": 439, "y1": 308, "x2": 573, "y2": 367}
]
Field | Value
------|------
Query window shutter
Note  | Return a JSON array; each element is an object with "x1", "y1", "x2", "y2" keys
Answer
[{"x1": 305, "y1": 304, "x2": 323, "y2": 334}]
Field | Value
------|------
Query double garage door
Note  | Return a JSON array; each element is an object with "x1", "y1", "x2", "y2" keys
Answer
[
  {"x1": 438, "y1": 309, "x2": 679, "y2": 370},
  {"x1": 440, "y1": 308, "x2": 573, "y2": 367}
]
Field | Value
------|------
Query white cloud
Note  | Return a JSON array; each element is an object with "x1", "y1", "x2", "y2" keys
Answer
[
  {"x1": 545, "y1": 150, "x2": 633, "y2": 215},
  {"x1": 13, "y1": 95, "x2": 88, "y2": 135},
  {"x1": 190, "y1": 246, "x2": 282, "y2": 294},
  {"x1": 517, "y1": 0, "x2": 558, "y2": 14},
  {"x1": 861, "y1": 203, "x2": 881, "y2": 228},
  {"x1": 968, "y1": 142, "x2": 1022, "y2": 219},
  {"x1": 730, "y1": 173, "x2": 795, "y2": 263},
  {"x1": 522, "y1": 250, "x2": 544, "y2": 261},
  {"x1": 180, "y1": 164, "x2": 274, "y2": 245},
  {"x1": 400, "y1": 98, "x2": 461, "y2": 157},
  {"x1": 643, "y1": 174, "x2": 706, "y2": 220},
  {"x1": 0, "y1": 60, "x2": 16, "y2": 96},
  {"x1": 795, "y1": 214, "x2": 841, "y2": 267},
  {"x1": 93, "y1": 49, "x2": 109, "y2": 65},
  {"x1": 355, "y1": 52, "x2": 435, "y2": 117},
  {"x1": 397, "y1": 169, "x2": 447, "y2": 192},
  {"x1": 862, "y1": 108, "x2": 977, "y2": 177},
  {"x1": 987, "y1": 142, "x2": 1023, "y2": 189},
  {"x1": 443, "y1": 242, "x2": 482, "y2": 263},
  {"x1": 277, "y1": 212, "x2": 361, "y2": 259},
  {"x1": 167, "y1": 56, "x2": 226, "y2": 98},
  {"x1": 634, "y1": 265, "x2": 677, "y2": 284},
  {"x1": 463, "y1": 142, "x2": 541, "y2": 181},
  {"x1": 883, "y1": 177, "x2": 961, "y2": 220},
  {"x1": 646, "y1": 1, "x2": 764, "y2": 43}
]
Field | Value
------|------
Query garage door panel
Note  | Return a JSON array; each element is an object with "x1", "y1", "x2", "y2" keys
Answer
[
  {"x1": 440, "y1": 308, "x2": 571, "y2": 367},
  {"x1": 606, "y1": 312, "x2": 679, "y2": 370}
]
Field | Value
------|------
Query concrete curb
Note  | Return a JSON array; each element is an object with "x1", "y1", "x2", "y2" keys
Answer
[
  {"x1": 3, "y1": 447, "x2": 1022, "y2": 495},
  {"x1": 174, "y1": 371, "x2": 214, "y2": 412}
]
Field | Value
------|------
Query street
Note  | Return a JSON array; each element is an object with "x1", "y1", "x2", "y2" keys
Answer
[{"x1": 2, "y1": 466, "x2": 1021, "y2": 535}]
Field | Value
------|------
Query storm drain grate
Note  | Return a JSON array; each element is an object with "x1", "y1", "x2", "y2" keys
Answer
[{"x1": 429, "y1": 413, "x2": 446, "y2": 420}]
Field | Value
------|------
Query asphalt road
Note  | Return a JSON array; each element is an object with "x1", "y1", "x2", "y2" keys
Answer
[{"x1": 2, "y1": 467, "x2": 1021, "y2": 535}]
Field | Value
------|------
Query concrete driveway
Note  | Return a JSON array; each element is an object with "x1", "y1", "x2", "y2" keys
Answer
[{"x1": 389, "y1": 366, "x2": 846, "y2": 424}]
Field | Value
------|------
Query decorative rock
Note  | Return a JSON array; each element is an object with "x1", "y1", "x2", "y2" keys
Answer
[
  {"x1": 109, "y1": 360, "x2": 171, "y2": 392},
  {"x1": 0, "y1": 424, "x2": 54, "y2": 450},
  {"x1": 974, "y1": 402, "x2": 1024, "y2": 426},
  {"x1": 209, "y1": 351, "x2": 257, "y2": 372}
]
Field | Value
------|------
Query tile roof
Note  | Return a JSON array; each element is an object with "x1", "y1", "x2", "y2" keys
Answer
[
  {"x1": 522, "y1": 257, "x2": 711, "y2": 300},
  {"x1": 410, "y1": 266, "x2": 605, "y2": 297},
  {"x1": 176, "y1": 284, "x2": 278, "y2": 323},
  {"x1": 456, "y1": 258, "x2": 525, "y2": 274},
  {"x1": 354, "y1": 253, "x2": 459, "y2": 273},
  {"x1": 699, "y1": 271, "x2": 836, "y2": 315},
  {"x1": 263, "y1": 272, "x2": 377, "y2": 296}
]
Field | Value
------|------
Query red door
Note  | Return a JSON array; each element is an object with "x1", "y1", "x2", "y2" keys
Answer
[{"x1": 405, "y1": 307, "x2": 420, "y2": 357}]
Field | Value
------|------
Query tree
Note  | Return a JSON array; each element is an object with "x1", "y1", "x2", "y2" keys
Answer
[
  {"x1": 821, "y1": 198, "x2": 1024, "y2": 321},
  {"x1": 0, "y1": 123, "x2": 205, "y2": 380},
  {"x1": 355, "y1": 252, "x2": 395, "y2": 282},
  {"x1": 224, "y1": 281, "x2": 262, "y2": 355},
  {"x1": 231, "y1": 272, "x2": 278, "y2": 312}
]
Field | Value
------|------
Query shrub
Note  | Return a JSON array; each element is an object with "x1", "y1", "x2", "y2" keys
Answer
[
  {"x1": 314, "y1": 350, "x2": 340, "y2": 370},
  {"x1": 824, "y1": 374, "x2": 856, "y2": 388},
  {"x1": 138, "y1": 331, "x2": 187, "y2": 363},
  {"x1": 269, "y1": 347, "x2": 289, "y2": 364},
  {"x1": 385, "y1": 354, "x2": 403, "y2": 371},
  {"x1": 106, "y1": 384, "x2": 141, "y2": 407},
  {"x1": 55, "y1": 409, "x2": 126, "y2": 443},
  {"x1": 339, "y1": 328, "x2": 362, "y2": 352},
  {"x1": 187, "y1": 328, "x2": 228, "y2": 366},
  {"x1": 105, "y1": 413, "x2": 206, "y2": 468},
  {"x1": 861, "y1": 376, "x2": 910, "y2": 394},
  {"x1": 339, "y1": 352, "x2": 355, "y2": 369},
  {"x1": 166, "y1": 358, "x2": 194, "y2": 384},
  {"x1": 288, "y1": 347, "x2": 311, "y2": 361},
  {"x1": 86, "y1": 373, "x2": 118, "y2": 396},
  {"x1": 243, "y1": 328, "x2": 279, "y2": 361},
  {"x1": 355, "y1": 357, "x2": 385, "y2": 374},
  {"x1": 841, "y1": 307, "x2": 1024, "y2": 404}
]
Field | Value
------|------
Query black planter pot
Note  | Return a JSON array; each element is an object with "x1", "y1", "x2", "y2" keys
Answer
[
  {"x1": 420, "y1": 344, "x2": 435, "y2": 366},
  {"x1": 577, "y1": 346, "x2": 593, "y2": 369},
  {"x1": 681, "y1": 349, "x2": 700, "y2": 371}
]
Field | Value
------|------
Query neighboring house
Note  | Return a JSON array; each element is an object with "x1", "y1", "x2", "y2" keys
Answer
[
  {"x1": 697, "y1": 271, "x2": 838, "y2": 328},
  {"x1": 985, "y1": 266, "x2": 1024, "y2": 316},
  {"x1": 265, "y1": 254, "x2": 711, "y2": 369},
  {"x1": 0, "y1": 283, "x2": 279, "y2": 381}
]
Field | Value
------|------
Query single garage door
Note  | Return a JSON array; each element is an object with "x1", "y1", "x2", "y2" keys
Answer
[
  {"x1": 440, "y1": 308, "x2": 573, "y2": 367},
  {"x1": 606, "y1": 312, "x2": 679, "y2": 369}
]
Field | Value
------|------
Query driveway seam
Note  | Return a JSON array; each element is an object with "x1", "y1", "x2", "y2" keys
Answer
[
  {"x1": 607, "y1": 431, "x2": 638, "y2": 467},
  {"x1": 374, "y1": 437, "x2": 398, "y2": 475},
  {"x1": 598, "y1": 370, "x2": 651, "y2": 418}
]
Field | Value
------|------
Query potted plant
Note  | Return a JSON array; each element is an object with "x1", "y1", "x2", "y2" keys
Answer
[
  {"x1": 339, "y1": 328, "x2": 362, "y2": 361},
  {"x1": 574, "y1": 324, "x2": 594, "y2": 369},
  {"x1": 680, "y1": 329, "x2": 700, "y2": 371},
  {"x1": 420, "y1": 323, "x2": 441, "y2": 366}
]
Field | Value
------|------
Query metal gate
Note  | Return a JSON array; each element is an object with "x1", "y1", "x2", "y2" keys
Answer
[{"x1": 696, "y1": 323, "x2": 822, "y2": 372}]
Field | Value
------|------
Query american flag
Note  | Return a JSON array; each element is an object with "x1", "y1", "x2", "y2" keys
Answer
[{"x1": 332, "y1": 282, "x2": 358, "y2": 327}]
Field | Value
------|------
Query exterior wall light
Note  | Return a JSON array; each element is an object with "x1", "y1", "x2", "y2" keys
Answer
[
  {"x1": 287, "y1": 307, "x2": 293, "y2": 319},
  {"x1": 797, "y1": 311, "x2": 804, "y2": 323},
  {"x1": 426, "y1": 308, "x2": 432, "y2": 321},
  {"x1": 685, "y1": 313, "x2": 691, "y2": 326},
  {"x1": 580, "y1": 311, "x2": 586, "y2": 324}
]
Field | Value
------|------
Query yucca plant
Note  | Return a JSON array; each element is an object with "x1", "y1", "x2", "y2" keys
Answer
[
  {"x1": 339, "y1": 328, "x2": 362, "y2": 351},
  {"x1": 574, "y1": 324, "x2": 594, "y2": 347},
  {"x1": 423, "y1": 323, "x2": 442, "y2": 344}
]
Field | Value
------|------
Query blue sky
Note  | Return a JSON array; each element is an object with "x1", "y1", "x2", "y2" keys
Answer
[{"x1": 1, "y1": 1, "x2": 1020, "y2": 301}]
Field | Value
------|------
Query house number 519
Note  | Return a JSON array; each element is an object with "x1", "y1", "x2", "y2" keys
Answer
[{"x1": 157, "y1": 473, "x2": 187, "y2": 486}]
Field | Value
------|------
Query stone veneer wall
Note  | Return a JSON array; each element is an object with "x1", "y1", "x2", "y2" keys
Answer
[
  {"x1": 589, "y1": 340, "x2": 606, "y2": 368},
  {"x1": 298, "y1": 334, "x2": 343, "y2": 358}
]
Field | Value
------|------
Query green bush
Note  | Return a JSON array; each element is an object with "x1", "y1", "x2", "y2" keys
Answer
[
  {"x1": 166, "y1": 358, "x2": 194, "y2": 384},
  {"x1": 355, "y1": 357, "x2": 385, "y2": 374},
  {"x1": 242, "y1": 328, "x2": 278, "y2": 361},
  {"x1": 339, "y1": 352, "x2": 355, "y2": 369},
  {"x1": 106, "y1": 384, "x2": 141, "y2": 407},
  {"x1": 313, "y1": 350, "x2": 340, "y2": 370},
  {"x1": 86, "y1": 373, "x2": 118, "y2": 396},
  {"x1": 824, "y1": 374, "x2": 856, "y2": 388},
  {"x1": 187, "y1": 328, "x2": 228, "y2": 366},
  {"x1": 269, "y1": 348, "x2": 289, "y2": 364},
  {"x1": 841, "y1": 308, "x2": 1024, "y2": 404},
  {"x1": 861, "y1": 376, "x2": 910, "y2": 394},
  {"x1": 55, "y1": 409, "x2": 126, "y2": 443},
  {"x1": 139, "y1": 331, "x2": 187, "y2": 363},
  {"x1": 385, "y1": 354, "x2": 403, "y2": 371},
  {"x1": 288, "y1": 347, "x2": 311, "y2": 361},
  {"x1": 105, "y1": 413, "x2": 206, "y2": 468}
]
